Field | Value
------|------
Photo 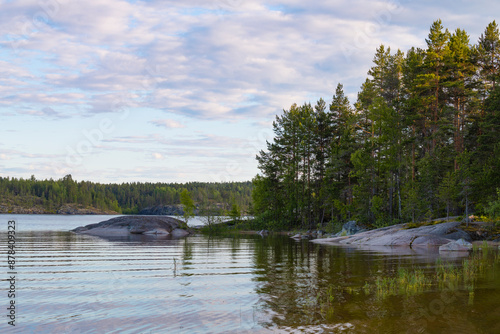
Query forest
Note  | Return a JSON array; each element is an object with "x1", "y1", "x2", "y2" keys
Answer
[
  {"x1": 252, "y1": 20, "x2": 500, "y2": 230},
  {"x1": 0, "y1": 174, "x2": 252, "y2": 214}
]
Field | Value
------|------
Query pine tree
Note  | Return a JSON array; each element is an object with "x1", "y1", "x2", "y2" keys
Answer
[
  {"x1": 477, "y1": 21, "x2": 500, "y2": 92},
  {"x1": 421, "y1": 19, "x2": 451, "y2": 155}
]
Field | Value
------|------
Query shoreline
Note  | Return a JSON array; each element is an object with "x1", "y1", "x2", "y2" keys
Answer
[{"x1": 310, "y1": 220, "x2": 500, "y2": 250}]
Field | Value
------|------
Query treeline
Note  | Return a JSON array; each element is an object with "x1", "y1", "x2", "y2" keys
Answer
[
  {"x1": 0, "y1": 174, "x2": 252, "y2": 214},
  {"x1": 253, "y1": 20, "x2": 500, "y2": 230}
]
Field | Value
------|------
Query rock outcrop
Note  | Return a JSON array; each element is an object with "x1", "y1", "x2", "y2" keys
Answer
[
  {"x1": 72, "y1": 215, "x2": 190, "y2": 238},
  {"x1": 312, "y1": 221, "x2": 471, "y2": 248}
]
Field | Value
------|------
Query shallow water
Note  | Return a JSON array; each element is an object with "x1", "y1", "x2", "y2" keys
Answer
[{"x1": 1, "y1": 215, "x2": 499, "y2": 333}]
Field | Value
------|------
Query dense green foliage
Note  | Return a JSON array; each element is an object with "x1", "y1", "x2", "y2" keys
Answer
[
  {"x1": 180, "y1": 189, "x2": 196, "y2": 223},
  {"x1": 253, "y1": 20, "x2": 500, "y2": 230},
  {"x1": 0, "y1": 174, "x2": 252, "y2": 214}
]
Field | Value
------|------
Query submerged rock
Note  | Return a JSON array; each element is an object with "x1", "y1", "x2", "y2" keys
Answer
[{"x1": 72, "y1": 215, "x2": 190, "y2": 238}]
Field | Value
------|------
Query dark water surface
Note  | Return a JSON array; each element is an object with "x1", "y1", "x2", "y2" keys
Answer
[{"x1": 1, "y1": 215, "x2": 499, "y2": 333}]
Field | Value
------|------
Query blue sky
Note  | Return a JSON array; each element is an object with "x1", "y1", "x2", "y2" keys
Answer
[{"x1": 1, "y1": 0, "x2": 498, "y2": 183}]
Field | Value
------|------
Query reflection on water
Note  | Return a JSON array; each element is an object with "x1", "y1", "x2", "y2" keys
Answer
[
  {"x1": 5, "y1": 230, "x2": 500, "y2": 333},
  {"x1": 252, "y1": 237, "x2": 500, "y2": 334}
]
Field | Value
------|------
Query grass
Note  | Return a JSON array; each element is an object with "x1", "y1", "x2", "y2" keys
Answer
[
  {"x1": 364, "y1": 244, "x2": 499, "y2": 301},
  {"x1": 299, "y1": 244, "x2": 499, "y2": 323},
  {"x1": 298, "y1": 241, "x2": 499, "y2": 327},
  {"x1": 374, "y1": 268, "x2": 431, "y2": 298}
]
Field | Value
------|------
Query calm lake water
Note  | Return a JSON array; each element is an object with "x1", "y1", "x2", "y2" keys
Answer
[{"x1": 1, "y1": 214, "x2": 499, "y2": 333}]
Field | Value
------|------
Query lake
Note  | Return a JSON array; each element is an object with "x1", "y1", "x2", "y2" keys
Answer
[{"x1": 1, "y1": 214, "x2": 499, "y2": 333}]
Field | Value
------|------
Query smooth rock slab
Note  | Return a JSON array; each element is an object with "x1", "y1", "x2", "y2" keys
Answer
[
  {"x1": 313, "y1": 221, "x2": 471, "y2": 248},
  {"x1": 72, "y1": 215, "x2": 190, "y2": 238}
]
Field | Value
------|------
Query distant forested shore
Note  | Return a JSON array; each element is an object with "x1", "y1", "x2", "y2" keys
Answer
[
  {"x1": 252, "y1": 20, "x2": 500, "y2": 230},
  {"x1": 0, "y1": 175, "x2": 252, "y2": 215}
]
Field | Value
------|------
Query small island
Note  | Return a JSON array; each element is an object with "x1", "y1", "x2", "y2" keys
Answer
[{"x1": 72, "y1": 215, "x2": 191, "y2": 238}]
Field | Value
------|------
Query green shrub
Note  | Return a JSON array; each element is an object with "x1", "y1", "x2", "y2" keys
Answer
[{"x1": 485, "y1": 188, "x2": 500, "y2": 220}]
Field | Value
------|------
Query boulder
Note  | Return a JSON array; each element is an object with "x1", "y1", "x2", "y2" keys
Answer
[
  {"x1": 341, "y1": 221, "x2": 363, "y2": 236},
  {"x1": 455, "y1": 238, "x2": 473, "y2": 248},
  {"x1": 439, "y1": 238, "x2": 473, "y2": 252}
]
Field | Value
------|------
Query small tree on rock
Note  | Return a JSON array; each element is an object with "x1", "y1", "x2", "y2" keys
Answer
[{"x1": 180, "y1": 188, "x2": 196, "y2": 226}]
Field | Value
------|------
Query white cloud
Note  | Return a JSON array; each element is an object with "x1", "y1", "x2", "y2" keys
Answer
[
  {"x1": 152, "y1": 152, "x2": 164, "y2": 160},
  {"x1": 150, "y1": 119, "x2": 186, "y2": 129}
]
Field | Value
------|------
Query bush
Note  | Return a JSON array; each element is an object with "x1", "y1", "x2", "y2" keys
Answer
[
  {"x1": 324, "y1": 220, "x2": 342, "y2": 234},
  {"x1": 485, "y1": 188, "x2": 500, "y2": 220}
]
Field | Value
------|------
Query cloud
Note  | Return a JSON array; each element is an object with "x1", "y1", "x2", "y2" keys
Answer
[
  {"x1": 101, "y1": 136, "x2": 153, "y2": 144},
  {"x1": 16, "y1": 106, "x2": 70, "y2": 119},
  {"x1": 0, "y1": 0, "x2": 496, "y2": 182},
  {"x1": 152, "y1": 152, "x2": 164, "y2": 159},
  {"x1": 0, "y1": 0, "x2": 397, "y2": 121},
  {"x1": 150, "y1": 119, "x2": 185, "y2": 129},
  {"x1": 0, "y1": 148, "x2": 62, "y2": 160},
  {"x1": 102, "y1": 133, "x2": 249, "y2": 150}
]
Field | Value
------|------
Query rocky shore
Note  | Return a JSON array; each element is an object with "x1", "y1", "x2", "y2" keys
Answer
[
  {"x1": 311, "y1": 220, "x2": 500, "y2": 251},
  {"x1": 72, "y1": 215, "x2": 191, "y2": 238}
]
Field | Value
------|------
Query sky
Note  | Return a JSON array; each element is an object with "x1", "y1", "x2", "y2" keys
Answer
[{"x1": 0, "y1": 0, "x2": 498, "y2": 184}]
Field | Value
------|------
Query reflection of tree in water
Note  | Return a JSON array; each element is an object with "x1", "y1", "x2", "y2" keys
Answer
[
  {"x1": 230, "y1": 237, "x2": 241, "y2": 260},
  {"x1": 251, "y1": 236, "x2": 500, "y2": 333},
  {"x1": 182, "y1": 237, "x2": 193, "y2": 268},
  {"x1": 252, "y1": 237, "x2": 375, "y2": 327}
]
